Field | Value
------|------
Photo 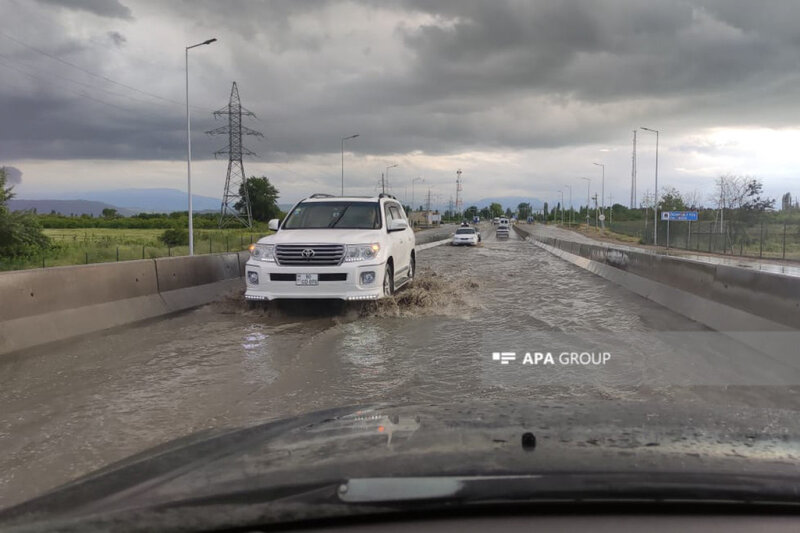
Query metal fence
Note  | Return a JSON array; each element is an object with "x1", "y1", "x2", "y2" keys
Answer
[
  {"x1": 1, "y1": 232, "x2": 265, "y2": 271},
  {"x1": 608, "y1": 219, "x2": 800, "y2": 261}
]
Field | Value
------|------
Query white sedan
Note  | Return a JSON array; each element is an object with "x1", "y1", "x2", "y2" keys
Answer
[{"x1": 452, "y1": 227, "x2": 479, "y2": 246}]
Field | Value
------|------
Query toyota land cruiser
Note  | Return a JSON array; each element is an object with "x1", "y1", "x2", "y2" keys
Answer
[{"x1": 244, "y1": 194, "x2": 416, "y2": 301}]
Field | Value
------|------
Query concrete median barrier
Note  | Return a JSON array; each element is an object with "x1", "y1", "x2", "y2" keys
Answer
[
  {"x1": 514, "y1": 224, "x2": 800, "y2": 339},
  {"x1": 0, "y1": 253, "x2": 246, "y2": 356}
]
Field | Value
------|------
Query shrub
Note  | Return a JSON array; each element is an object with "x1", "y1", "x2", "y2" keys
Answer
[{"x1": 159, "y1": 228, "x2": 189, "y2": 247}]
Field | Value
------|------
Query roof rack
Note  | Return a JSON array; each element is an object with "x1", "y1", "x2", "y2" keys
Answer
[
  {"x1": 378, "y1": 193, "x2": 398, "y2": 200},
  {"x1": 308, "y1": 193, "x2": 336, "y2": 199}
]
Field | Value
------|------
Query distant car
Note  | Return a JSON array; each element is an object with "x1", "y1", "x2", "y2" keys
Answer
[
  {"x1": 496, "y1": 218, "x2": 510, "y2": 239},
  {"x1": 452, "y1": 227, "x2": 479, "y2": 246},
  {"x1": 493, "y1": 217, "x2": 500, "y2": 225}
]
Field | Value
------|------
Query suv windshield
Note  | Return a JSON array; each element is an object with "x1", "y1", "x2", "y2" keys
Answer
[{"x1": 283, "y1": 201, "x2": 381, "y2": 229}]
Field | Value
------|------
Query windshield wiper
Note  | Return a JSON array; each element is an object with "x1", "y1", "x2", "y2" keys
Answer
[{"x1": 328, "y1": 206, "x2": 350, "y2": 228}]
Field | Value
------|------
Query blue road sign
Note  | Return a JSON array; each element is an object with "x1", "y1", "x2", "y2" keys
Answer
[{"x1": 661, "y1": 211, "x2": 698, "y2": 221}]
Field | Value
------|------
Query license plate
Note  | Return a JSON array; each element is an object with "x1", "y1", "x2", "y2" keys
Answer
[{"x1": 296, "y1": 273, "x2": 319, "y2": 286}]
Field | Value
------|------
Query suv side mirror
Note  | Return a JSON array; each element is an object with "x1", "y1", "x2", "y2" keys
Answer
[
  {"x1": 388, "y1": 219, "x2": 409, "y2": 232},
  {"x1": 268, "y1": 219, "x2": 280, "y2": 231}
]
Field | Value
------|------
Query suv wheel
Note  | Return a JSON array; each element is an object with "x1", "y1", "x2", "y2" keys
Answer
[{"x1": 383, "y1": 263, "x2": 394, "y2": 296}]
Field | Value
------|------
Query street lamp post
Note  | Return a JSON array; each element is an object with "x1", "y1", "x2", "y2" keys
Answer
[
  {"x1": 384, "y1": 164, "x2": 398, "y2": 194},
  {"x1": 185, "y1": 37, "x2": 217, "y2": 256},
  {"x1": 641, "y1": 127, "x2": 659, "y2": 245},
  {"x1": 558, "y1": 190, "x2": 564, "y2": 225},
  {"x1": 580, "y1": 177, "x2": 591, "y2": 226},
  {"x1": 341, "y1": 134, "x2": 359, "y2": 196}
]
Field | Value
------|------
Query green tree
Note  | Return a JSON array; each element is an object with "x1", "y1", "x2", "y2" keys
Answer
[
  {"x1": 479, "y1": 207, "x2": 491, "y2": 220},
  {"x1": 236, "y1": 176, "x2": 281, "y2": 222},
  {"x1": 489, "y1": 202, "x2": 503, "y2": 218},
  {"x1": 101, "y1": 208, "x2": 119, "y2": 219},
  {"x1": 517, "y1": 202, "x2": 532, "y2": 219},
  {"x1": 0, "y1": 167, "x2": 50, "y2": 258},
  {"x1": 463, "y1": 205, "x2": 478, "y2": 219},
  {"x1": 659, "y1": 187, "x2": 687, "y2": 212}
]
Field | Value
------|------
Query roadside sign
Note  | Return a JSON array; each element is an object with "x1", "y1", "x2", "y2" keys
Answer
[
  {"x1": 598, "y1": 214, "x2": 606, "y2": 221},
  {"x1": 661, "y1": 211, "x2": 698, "y2": 221}
]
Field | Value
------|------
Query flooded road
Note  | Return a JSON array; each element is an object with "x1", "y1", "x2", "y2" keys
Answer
[{"x1": 2, "y1": 224, "x2": 799, "y2": 507}]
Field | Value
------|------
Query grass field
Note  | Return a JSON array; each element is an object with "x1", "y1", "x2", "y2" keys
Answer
[{"x1": 1, "y1": 228, "x2": 271, "y2": 271}]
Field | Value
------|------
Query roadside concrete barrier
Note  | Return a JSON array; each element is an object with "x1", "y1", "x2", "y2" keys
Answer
[
  {"x1": 514, "y1": 225, "x2": 800, "y2": 356},
  {"x1": 0, "y1": 253, "x2": 246, "y2": 356}
]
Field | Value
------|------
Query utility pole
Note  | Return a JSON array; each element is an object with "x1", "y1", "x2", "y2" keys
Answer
[
  {"x1": 631, "y1": 129, "x2": 637, "y2": 208},
  {"x1": 412, "y1": 177, "x2": 423, "y2": 211},
  {"x1": 207, "y1": 81, "x2": 262, "y2": 229},
  {"x1": 608, "y1": 193, "x2": 613, "y2": 224},
  {"x1": 455, "y1": 169, "x2": 463, "y2": 220},
  {"x1": 641, "y1": 127, "x2": 659, "y2": 245},
  {"x1": 580, "y1": 177, "x2": 591, "y2": 227},
  {"x1": 592, "y1": 193, "x2": 599, "y2": 228},
  {"x1": 593, "y1": 162, "x2": 605, "y2": 228},
  {"x1": 381, "y1": 172, "x2": 385, "y2": 194}
]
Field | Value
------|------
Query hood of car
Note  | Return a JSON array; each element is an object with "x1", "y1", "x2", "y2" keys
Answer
[
  {"x1": 261, "y1": 228, "x2": 385, "y2": 245},
  {"x1": 3, "y1": 398, "x2": 799, "y2": 528}
]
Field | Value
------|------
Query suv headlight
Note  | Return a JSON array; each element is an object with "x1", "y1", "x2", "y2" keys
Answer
[
  {"x1": 249, "y1": 243, "x2": 275, "y2": 262},
  {"x1": 345, "y1": 243, "x2": 380, "y2": 262}
]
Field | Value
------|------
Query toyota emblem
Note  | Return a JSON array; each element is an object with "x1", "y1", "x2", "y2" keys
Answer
[{"x1": 301, "y1": 248, "x2": 315, "y2": 258}]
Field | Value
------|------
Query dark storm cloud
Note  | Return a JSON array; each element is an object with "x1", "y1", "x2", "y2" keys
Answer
[
  {"x1": 4, "y1": 0, "x2": 800, "y2": 162},
  {"x1": 37, "y1": 0, "x2": 133, "y2": 19}
]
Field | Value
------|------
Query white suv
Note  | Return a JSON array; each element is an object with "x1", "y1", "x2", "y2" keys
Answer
[{"x1": 245, "y1": 194, "x2": 416, "y2": 301}]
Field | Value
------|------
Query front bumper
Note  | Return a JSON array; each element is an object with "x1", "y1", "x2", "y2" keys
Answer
[{"x1": 244, "y1": 259, "x2": 387, "y2": 301}]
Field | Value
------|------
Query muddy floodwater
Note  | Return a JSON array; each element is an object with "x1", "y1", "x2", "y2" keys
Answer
[{"x1": 2, "y1": 224, "x2": 799, "y2": 507}]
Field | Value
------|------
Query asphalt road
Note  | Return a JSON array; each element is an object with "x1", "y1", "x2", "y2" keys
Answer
[{"x1": 1, "y1": 223, "x2": 798, "y2": 508}]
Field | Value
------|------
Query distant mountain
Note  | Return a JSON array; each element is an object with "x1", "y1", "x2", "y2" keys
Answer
[
  {"x1": 8, "y1": 199, "x2": 137, "y2": 217},
  {"x1": 469, "y1": 196, "x2": 545, "y2": 210},
  {"x1": 73, "y1": 188, "x2": 221, "y2": 213},
  {"x1": 19, "y1": 188, "x2": 221, "y2": 214}
]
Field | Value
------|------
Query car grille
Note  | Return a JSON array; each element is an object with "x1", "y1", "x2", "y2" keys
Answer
[
  {"x1": 270, "y1": 273, "x2": 347, "y2": 281},
  {"x1": 274, "y1": 244, "x2": 345, "y2": 266}
]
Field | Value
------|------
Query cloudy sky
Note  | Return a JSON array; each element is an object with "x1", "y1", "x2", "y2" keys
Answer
[{"x1": 2, "y1": 0, "x2": 800, "y2": 209}]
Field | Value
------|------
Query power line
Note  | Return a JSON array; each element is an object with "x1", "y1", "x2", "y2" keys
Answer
[
  {"x1": 0, "y1": 53, "x2": 175, "y2": 109},
  {"x1": 0, "y1": 58, "x2": 133, "y2": 113},
  {"x1": 0, "y1": 29, "x2": 204, "y2": 110}
]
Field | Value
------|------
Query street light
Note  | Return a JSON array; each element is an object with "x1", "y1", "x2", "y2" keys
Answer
[
  {"x1": 341, "y1": 134, "x2": 359, "y2": 196},
  {"x1": 580, "y1": 177, "x2": 591, "y2": 226},
  {"x1": 558, "y1": 190, "x2": 564, "y2": 225},
  {"x1": 564, "y1": 184, "x2": 572, "y2": 225},
  {"x1": 185, "y1": 37, "x2": 217, "y2": 256},
  {"x1": 411, "y1": 177, "x2": 424, "y2": 210},
  {"x1": 641, "y1": 127, "x2": 659, "y2": 245},
  {"x1": 385, "y1": 164, "x2": 398, "y2": 194}
]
